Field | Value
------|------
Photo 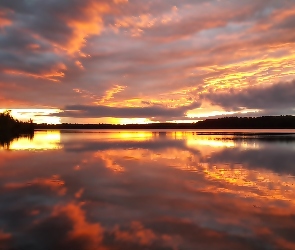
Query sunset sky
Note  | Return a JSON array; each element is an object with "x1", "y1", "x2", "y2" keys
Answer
[{"x1": 1, "y1": 0, "x2": 295, "y2": 124}]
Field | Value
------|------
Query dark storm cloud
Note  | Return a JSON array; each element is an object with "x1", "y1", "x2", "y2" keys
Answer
[
  {"x1": 55, "y1": 102, "x2": 201, "y2": 119},
  {"x1": 203, "y1": 80, "x2": 295, "y2": 112}
]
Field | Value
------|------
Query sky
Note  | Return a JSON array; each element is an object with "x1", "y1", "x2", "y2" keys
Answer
[{"x1": 1, "y1": 0, "x2": 295, "y2": 124}]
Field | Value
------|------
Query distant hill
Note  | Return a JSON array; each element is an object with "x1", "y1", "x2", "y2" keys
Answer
[{"x1": 35, "y1": 115, "x2": 295, "y2": 130}]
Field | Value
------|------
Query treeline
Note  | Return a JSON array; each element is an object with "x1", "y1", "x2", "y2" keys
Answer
[
  {"x1": 35, "y1": 122, "x2": 191, "y2": 130},
  {"x1": 35, "y1": 115, "x2": 295, "y2": 129},
  {"x1": 0, "y1": 111, "x2": 34, "y2": 146},
  {"x1": 194, "y1": 116, "x2": 295, "y2": 129}
]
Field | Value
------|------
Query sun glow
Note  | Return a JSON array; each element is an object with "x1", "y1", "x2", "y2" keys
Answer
[
  {"x1": 109, "y1": 117, "x2": 153, "y2": 124},
  {"x1": 187, "y1": 138, "x2": 235, "y2": 148},
  {"x1": 0, "y1": 109, "x2": 61, "y2": 124},
  {"x1": 7, "y1": 131, "x2": 62, "y2": 151},
  {"x1": 113, "y1": 131, "x2": 153, "y2": 141}
]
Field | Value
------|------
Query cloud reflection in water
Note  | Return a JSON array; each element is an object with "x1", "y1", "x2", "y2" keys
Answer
[{"x1": 0, "y1": 131, "x2": 295, "y2": 250}]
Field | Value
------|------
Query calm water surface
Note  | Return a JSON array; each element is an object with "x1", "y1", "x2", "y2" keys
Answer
[{"x1": 1, "y1": 130, "x2": 295, "y2": 250}]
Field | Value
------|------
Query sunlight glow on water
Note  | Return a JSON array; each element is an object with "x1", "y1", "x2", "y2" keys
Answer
[{"x1": 6, "y1": 131, "x2": 62, "y2": 150}]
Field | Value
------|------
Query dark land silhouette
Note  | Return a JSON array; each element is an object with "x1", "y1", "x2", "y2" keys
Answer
[
  {"x1": 35, "y1": 115, "x2": 295, "y2": 130},
  {"x1": 0, "y1": 111, "x2": 34, "y2": 147}
]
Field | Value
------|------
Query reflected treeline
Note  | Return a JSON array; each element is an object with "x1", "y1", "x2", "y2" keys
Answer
[
  {"x1": 214, "y1": 135, "x2": 295, "y2": 143},
  {"x1": 0, "y1": 133, "x2": 34, "y2": 149},
  {"x1": 0, "y1": 110, "x2": 34, "y2": 148}
]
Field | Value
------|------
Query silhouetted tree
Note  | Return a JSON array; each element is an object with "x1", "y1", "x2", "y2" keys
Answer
[{"x1": 0, "y1": 110, "x2": 34, "y2": 147}]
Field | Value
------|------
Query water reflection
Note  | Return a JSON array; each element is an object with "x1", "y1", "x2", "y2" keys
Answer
[
  {"x1": 0, "y1": 133, "x2": 34, "y2": 150},
  {"x1": 0, "y1": 130, "x2": 295, "y2": 250},
  {"x1": 1, "y1": 130, "x2": 62, "y2": 150}
]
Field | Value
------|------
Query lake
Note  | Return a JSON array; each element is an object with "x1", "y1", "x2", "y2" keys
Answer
[{"x1": 1, "y1": 130, "x2": 295, "y2": 250}]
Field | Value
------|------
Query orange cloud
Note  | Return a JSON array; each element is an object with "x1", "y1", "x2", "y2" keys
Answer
[
  {"x1": 113, "y1": 0, "x2": 128, "y2": 4},
  {"x1": 4, "y1": 175, "x2": 66, "y2": 195},
  {"x1": 0, "y1": 17, "x2": 11, "y2": 29},
  {"x1": 4, "y1": 62, "x2": 67, "y2": 82},
  {"x1": 0, "y1": 230, "x2": 11, "y2": 248},
  {"x1": 113, "y1": 6, "x2": 179, "y2": 37},
  {"x1": 114, "y1": 221, "x2": 156, "y2": 245},
  {"x1": 0, "y1": 230, "x2": 11, "y2": 241},
  {"x1": 252, "y1": 7, "x2": 295, "y2": 32},
  {"x1": 73, "y1": 84, "x2": 126, "y2": 106},
  {"x1": 0, "y1": 10, "x2": 11, "y2": 28},
  {"x1": 65, "y1": 2, "x2": 110, "y2": 54},
  {"x1": 99, "y1": 85, "x2": 126, "y2": 104},
  {"x1": 52, "y1": 203, "x2": 105, "y2": 250},
  {"x1": 26, "y1": 43, "x2": 41, "y2": 50}
]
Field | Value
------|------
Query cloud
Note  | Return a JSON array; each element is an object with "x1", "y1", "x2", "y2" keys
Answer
[
  {"x1": 113, "y1": 221, "x2": 156, "y2": 246},
  {"x1": 0, "y1": 230, "x2": 11, "y2": 248},
  {"x1": 55, "y1": 102, "x2": 201, "y2": 119},
  {"x1": 202, "y1": 80, "x2": 295, "y2": 113},
  {"x1": 0, "y1": 0, "x2": 127, "y2": 80},
  {"x1": 1, "y1": 0, "x2": 295, "y2": 122},
  {"x1": 206, "y1": 145, "x2": 295, "y2": 176},
  {"x1": 51, "y1": 203, "x2": 104, "y2": 249},
  {"x1": 4, "y1": 175, "x2": 66, "y2": 196},
  {"x1": 0, "y1": 0, "x2": 114, "y2": 53}
]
